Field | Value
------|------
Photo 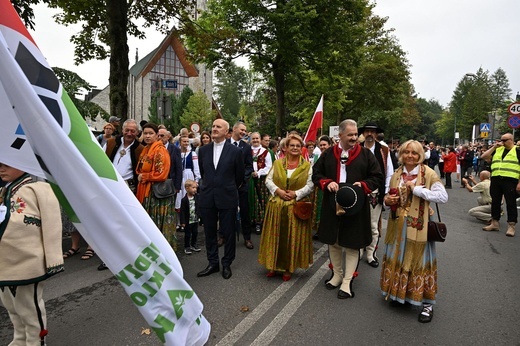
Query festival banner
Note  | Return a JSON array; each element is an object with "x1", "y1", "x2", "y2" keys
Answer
[
  {"x1": 0, "y1": 1, "x2": 210, "y2": 344},
  {"x1": 303, "y1": 95, "x2": 324, "y2": 144}
]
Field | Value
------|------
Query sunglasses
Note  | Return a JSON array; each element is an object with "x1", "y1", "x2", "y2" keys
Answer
[{"x1": 499, "y1": 138, "x2": 511, "y2": 142}]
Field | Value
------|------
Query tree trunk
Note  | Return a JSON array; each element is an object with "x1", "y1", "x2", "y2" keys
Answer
[
  {"x1": 106, "y1": 0, "x2": 129, "y2": 120},
  {"x1": 273, "y1": 59, "x2": 285, "y2": 137}
]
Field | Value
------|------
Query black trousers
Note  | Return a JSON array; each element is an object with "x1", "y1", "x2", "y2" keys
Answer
[
  {"x1": 445, "y1": 172, "x2": 452, "y2": 188},
  {"x1": 184, "y1": 223, "x2": 198, "y2": 248},
  {"x1": 238, "y1": 188, "x2": 252, "y2": 241},
  {"x1": 200, "y1": 207, "x2": 236, "y2": 267},
  {"x1": 490, "y1": 176, "x2": 518, "y2": 223}
]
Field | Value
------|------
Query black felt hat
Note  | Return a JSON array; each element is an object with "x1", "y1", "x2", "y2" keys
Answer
[
  {"x1": 333, "y1": 183, "x2": 366, "y2": 216},
  {"x1": 358, "y1": 122, "x2": 383, "y2": 134}
]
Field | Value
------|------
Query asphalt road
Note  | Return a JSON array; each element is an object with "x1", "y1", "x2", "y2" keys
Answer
[{"x1": 2, "y1": 180, "x2": 519, "y2": 345}]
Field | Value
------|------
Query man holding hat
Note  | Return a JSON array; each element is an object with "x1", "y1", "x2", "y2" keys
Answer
[
  {"x1": 313, "y1": 119, "x2": 383, "y2": 299},
  {"x1": 359, "y1": 122, "x2": 394, "y2": 268}
]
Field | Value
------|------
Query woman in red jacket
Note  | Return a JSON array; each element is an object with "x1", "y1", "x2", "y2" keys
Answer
[{"x1": 442, "y1": 146, "x2": 457, "y2": 189}]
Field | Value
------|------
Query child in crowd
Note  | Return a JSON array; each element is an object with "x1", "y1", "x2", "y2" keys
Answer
[
  {"x1": 180, "y1": 179, "x2": 200, "y2": 255},
  {"x1": 0, "y1": 163, "x2": 64, "y2": 345}
]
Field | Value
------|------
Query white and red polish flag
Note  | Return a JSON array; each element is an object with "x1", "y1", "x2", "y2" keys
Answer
[
  {"x1": 303, "y1": 95, "x2": 324, "y2": 144},
  {"x1": 0, "y1": 1, "x2": 210, "y2": 344}
]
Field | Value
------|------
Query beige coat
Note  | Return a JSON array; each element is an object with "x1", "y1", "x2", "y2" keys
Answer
[{"x1": 0, "y1": 175, "x2": 63, "y2": 286}]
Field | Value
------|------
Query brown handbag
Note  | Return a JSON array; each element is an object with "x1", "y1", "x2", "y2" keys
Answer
[
  {"x1": 293, "y1": 201, "x2": 313, "y2": 220},
  {"x1": 427, "y1": 203, "x2": 447, "y2": 242}
]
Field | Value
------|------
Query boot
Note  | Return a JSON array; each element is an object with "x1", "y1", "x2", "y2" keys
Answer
[
  {"x1": 482, "y1": 219, "x2": 499, "y2": 231},
  {"x1": 506, "y1": 222, "x2": 516, "y2": 237}
]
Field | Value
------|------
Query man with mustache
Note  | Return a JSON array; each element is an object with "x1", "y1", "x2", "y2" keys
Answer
[{"x1": 312, "y1": 119, "x2": 383, "y2": 299}]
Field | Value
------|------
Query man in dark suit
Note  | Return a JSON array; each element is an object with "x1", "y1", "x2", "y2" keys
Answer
[
  {"x1": 158, "y1": 127, "x2": 182, "y2": 194},
  {"x1": 197, "y1": 119, "x2": 245, "y2": 279},
  {"x1": 227, "y1": 121, "x2": 254, "y2": 249}
]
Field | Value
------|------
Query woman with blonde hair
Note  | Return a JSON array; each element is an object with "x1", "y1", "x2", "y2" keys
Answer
[
  {"x1": 258, "y1": 134, "x2": 314, "y2": 281},
  {"x1": 381, "y1": 140, "x2": 448, "y2": 323}
]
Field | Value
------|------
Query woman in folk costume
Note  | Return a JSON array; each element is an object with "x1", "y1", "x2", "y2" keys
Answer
[
  {"x1": 258, "y1": 134, "x2": 314, "y2": 281},
  {"x1": 248, "y1": 132, "x2": 273, "y2": 231},
  {"x1": 174, "y1": 136, "x2": 201, "y2": 214},
  {"x1": 136, "y1": 123, "x2": 176, "y2": 249},
  {"x1": 381, "y1": 140, "x2": 448, "y2": 323},
  {"x1": 0, "y1": 164, "x2": 64, "y2": 346}
]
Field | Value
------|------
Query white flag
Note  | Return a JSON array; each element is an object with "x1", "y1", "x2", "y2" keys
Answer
[{"x1": 0, "y1": 1, "x2": 210, "y2": 344}]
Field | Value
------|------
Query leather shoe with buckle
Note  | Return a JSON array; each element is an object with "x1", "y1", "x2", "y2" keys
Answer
[
  {"x1": 222, "y1": 266, "x2": 232, "y2": 279},
  {"x1": 368, "y1": 257, "x2": 379, "y2": 268},
  {"x1": 244, "y1": 239, "x2": 254, "y2": 249},
  {"x1": 337, "y1": 290, "x2": 355, "y2": 299},
  {"x1": 197, "y1": 265, "x2": 219, "y2": 277}
]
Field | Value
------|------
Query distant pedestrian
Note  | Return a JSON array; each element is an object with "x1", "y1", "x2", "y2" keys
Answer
[{"x1": 480, "y1": 133, "x2": 520, "y2": 236}]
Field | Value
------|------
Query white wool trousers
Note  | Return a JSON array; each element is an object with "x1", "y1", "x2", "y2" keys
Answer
[{"x1": 0, "y1": 282, "x2": 46, "y2": 346}]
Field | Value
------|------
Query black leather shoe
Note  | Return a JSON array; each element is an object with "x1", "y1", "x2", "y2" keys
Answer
[
  {"x1": 197, "y1": 265, "x2": 219, "y2": 277},
  {"x1": 418, "y1": 305, "x2": 433, "y2": 323},
  {"x1": 325, "y1": 281, "x2": 339, "y2": 290},
  {"x1": 97, "y1": 262, "x2": 108, "y2": 271},
  {"x1": 337, "y1": 290, "x2": 355, "y2": 299},
  {"x1": 222, "y1": 266, "x2": 232, "y2": 279},
  {"x1": 217, "y1": 237, "x2": 225, "y2": 247},
  {"x1": 368, "y1": 257, "x2": 379, "y2": 268},
  {"x1": 244, "y1": 240, "x2": 254, "y2": 249}
]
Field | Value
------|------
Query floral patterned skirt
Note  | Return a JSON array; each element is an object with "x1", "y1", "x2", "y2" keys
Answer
[
  {"x1": 143, "y1": 194, "x2": 177, "y2": 251},
  {"x1": 380, "y1": 219, "x2": 437, "y2": 306}
]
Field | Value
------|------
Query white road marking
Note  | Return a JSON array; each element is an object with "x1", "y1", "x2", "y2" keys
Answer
[{"x1": 215, "y1": 244, "x2": 329, "y2": 346}]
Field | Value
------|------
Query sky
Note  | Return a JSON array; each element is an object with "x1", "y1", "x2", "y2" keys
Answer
[{"x1": 30, "y1": 1, "x2": 520, "y2": 107}]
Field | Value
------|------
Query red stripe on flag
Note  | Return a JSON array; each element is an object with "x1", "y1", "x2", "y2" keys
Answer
[{"x1": 0, "y1": 0, "x2": 37, "y2": 46}]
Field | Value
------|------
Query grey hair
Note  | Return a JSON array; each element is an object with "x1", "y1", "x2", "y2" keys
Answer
[
  {"x1": 339, "y1": 119, "x2": 357, "y2": 133},
  {"x1": 123, "y1": 119, "x2": 137, "y2": 129}
]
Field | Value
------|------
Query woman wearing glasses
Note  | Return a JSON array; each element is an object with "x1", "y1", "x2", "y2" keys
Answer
[{"x1": 136, "y1": 123, "x2": 176, "y2": 249}]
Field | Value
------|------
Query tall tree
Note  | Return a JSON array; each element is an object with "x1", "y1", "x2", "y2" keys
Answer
[
  {"x1": 181, "y1": 0, "x2": 373, "y2": 136},
  {"x1": 180, "y1": 90, "x2": 216, "y2": 131},
  {"x1": 53, "y1": 66, "x2": 109, "y2": 120},
  {"x1": 45, "y1": 0, "x2": 192, "y2": 120}
]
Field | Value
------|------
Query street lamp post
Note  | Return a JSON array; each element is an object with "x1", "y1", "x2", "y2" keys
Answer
[{"x1": 465, "y1": 73, "x2": 498, "y2": 143}]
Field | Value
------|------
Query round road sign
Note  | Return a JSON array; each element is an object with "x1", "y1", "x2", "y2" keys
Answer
[
  {"x1": 190, "y1": 122, "x2": 201, "y2": 133},
  {"x1": 507, "y1": 115, "x2": 520, "y2": 129},
  {"x1": 507, "y1": 102, "x2": 520, "y2": 115}
]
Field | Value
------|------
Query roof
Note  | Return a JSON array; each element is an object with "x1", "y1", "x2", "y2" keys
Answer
[{"x1": 129, "y1": 31, "x2": 199, "y2": 79}]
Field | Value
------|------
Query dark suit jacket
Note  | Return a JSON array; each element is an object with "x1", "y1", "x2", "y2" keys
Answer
[
  {"x1": 179, "y1": 194, "x2": 200, "y2": 226},
  {"x1": 228, "y1": 139, "x2": 253, "y2": 191},
  {"x1": 166, "y1": 143, "x2": 183, "y2": 191},
  {"x1": 198, "y1": 141, "x2": 245, "y2": 209}
]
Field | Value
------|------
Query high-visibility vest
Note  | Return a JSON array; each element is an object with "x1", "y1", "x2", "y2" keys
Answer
[{"x1": 491, "y1": 146, "x2": 520, "y2": 179}]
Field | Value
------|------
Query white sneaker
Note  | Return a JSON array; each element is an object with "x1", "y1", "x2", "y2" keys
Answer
[
  {"x1": 190, "y1": 245, "x2": 201, "y2": 252},
  {"x1": 184, "y1": 248, "x2": 192, "y2": 255}
]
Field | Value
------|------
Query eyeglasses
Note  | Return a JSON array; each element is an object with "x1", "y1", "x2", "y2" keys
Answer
[
  {"x1": 158, "y1": 134, "x2": 165, "y2": 137},
  {"x1": 288, "y1": 144, "x2": 301, "y2": 148},
  {"x1": 499, "y1": 138, "x2": 511, "y2": 142}
]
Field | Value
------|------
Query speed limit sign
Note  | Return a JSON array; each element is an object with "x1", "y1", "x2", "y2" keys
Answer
[{"x1": 508, "y1": 102, "x2": 520, "y2": 115}]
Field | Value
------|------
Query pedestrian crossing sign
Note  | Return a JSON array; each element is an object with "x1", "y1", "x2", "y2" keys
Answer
[{"x1": 480, "y1": 123, "x2": 491, "y2": 132}]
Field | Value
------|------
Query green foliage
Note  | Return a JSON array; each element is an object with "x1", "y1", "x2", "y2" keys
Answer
[
  {"x1": 10, "y1": 0, "x2": 50, "y2": 30},
  {"x1": 148, "y1": 87, "x2": 194, "y2": 134},
  {"x1": 53, "y1": 66, "x2": 108, "y2": 120},
  {"x1": 181, "y1": 0, "x2": 375, "y2": 136},
  {"x1": 180, "y1": 90, "x2": 216, "y2": 132},
  {"x1": 44, "y1": 0, "x2": 192, "y2": 119},
  {"x1": 448, "y1": 67, "x2": 512, "y2": 142}
]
